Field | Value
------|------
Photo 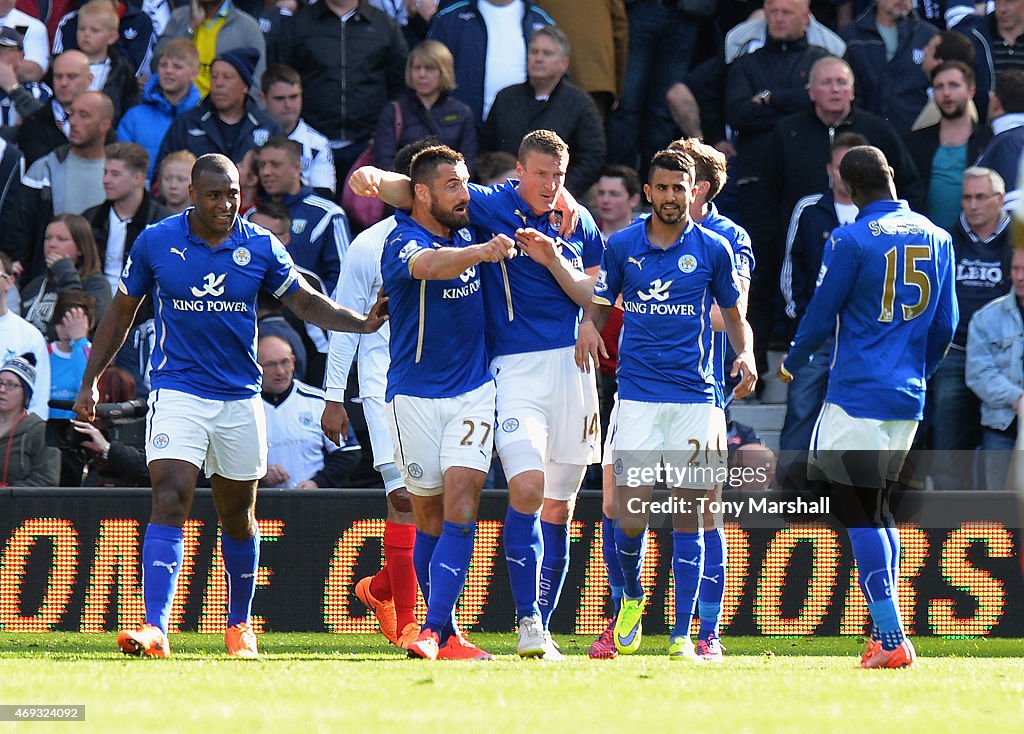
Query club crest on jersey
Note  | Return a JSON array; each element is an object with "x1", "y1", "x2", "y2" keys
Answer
[
  {"x1": 253, "y1": 129, "x2": 270, "y2": 146},
  {"x1": 502, "y1": 418, "x2": 520, "y2": 433},
  {"x1": 299, "y1": 411, "x2": 315, "y2": 428},
  {"x1": 291, "y1": 219, "x2": 307, "y2": 234},
  {"x1": 153, "y1": 433, "x2": 170, "y2": 449},
  {"x1": 191, "y1": 272, "x2": 227, "y2": 297},
  {"x1": 458, "y1": 228, "x2": 472, "y2": 242},
  {"x1": 912, "y1": 48, "x2": 925, "y2": 65},
  {"x1": 678, "y1": 254, "x2": 697, "y2": 273},
  {"x1": 408, "y1": 463, "x2": 424, "y2": 479},
  {"x1": 595, "y1": 269, "x2": 608, "y2": 293},
  {"x1": 233, "y1": 247, "x2": 251, "y2": 266}
]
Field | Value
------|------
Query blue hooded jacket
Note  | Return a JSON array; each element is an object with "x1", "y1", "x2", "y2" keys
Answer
[{"x1": 116, "y1": 76, "x2": 202, "y2": 178}]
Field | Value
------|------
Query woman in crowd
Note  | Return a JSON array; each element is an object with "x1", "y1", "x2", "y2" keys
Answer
[
  {"x1": 372, "y1": 39, "x2": 477, "y2": 171},
  {"x1": 21, "y1": 215, "x2": 111, "y2": 334},
  {"x1": 0, "y1": 354, "x2": 59, "y2": 487}
]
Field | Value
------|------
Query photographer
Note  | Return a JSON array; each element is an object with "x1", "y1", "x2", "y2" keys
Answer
[
  {"x1": 71, "y1": 419, "x2": 150, "y2": 487},
  {"x1": 0, "y1": 354, "x2": 59, "y2": 487}
]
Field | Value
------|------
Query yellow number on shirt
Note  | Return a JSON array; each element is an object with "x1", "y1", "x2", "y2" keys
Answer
[{"x1": 879, "y1": 245, "x2": 932, "y2": 323}]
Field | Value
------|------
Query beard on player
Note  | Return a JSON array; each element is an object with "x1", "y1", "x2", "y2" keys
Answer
[{"x1": 430, "y1": 196, "x2": 471, "y2": 232}]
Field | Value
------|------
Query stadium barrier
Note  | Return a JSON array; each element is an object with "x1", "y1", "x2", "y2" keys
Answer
[{"x1": 1, "y1": 488, "x2": 1020, "y2": 636}]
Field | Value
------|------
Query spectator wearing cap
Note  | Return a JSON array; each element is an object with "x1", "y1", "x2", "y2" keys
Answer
[
  {"x1": 0, "y1": 26, "x2": 53, "y2": 132},
  {"x1": 155, "y1": 47, "x2": 281, "y2": 171},
  {"x1": 0, "y1": 0, "x2": 51, "y2": 82},
  {"x1": 0, "y1": 251, "x2": 50, "y2": 419},
  {"x1": 0, "y1": 353, "x2": 60, "y2": 486},
  {"x1": 156, "y1": 0, "x2": 266, "y2": 99}
]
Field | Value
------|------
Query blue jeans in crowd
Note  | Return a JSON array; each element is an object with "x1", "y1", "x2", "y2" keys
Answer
[
  {"x1": 928, "y1": 348, "x2": 982, "y2": 489},
  {"x1": 780, "y1": 339, "x2": 833, "y2": 452},
  {"x1": 605, "y1": 0, "x2": 697, "y2": 172},
  {"x1": 981, "y1": 427, "x2": 1016, "y2": 491}
]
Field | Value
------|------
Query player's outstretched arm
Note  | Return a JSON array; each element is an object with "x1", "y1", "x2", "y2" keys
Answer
[
  {"x1": 514, "y1": 228, "x2": 597, "y2": 307},
  {"x1": 721, "y1": 305, "x2": 758, "y2": 398},
  {"x1": 348, "y1": 165, "x2": 414, "y2": 209},
  {"x1": 283, "y1": 278, "x2": 389, "y2": 334},
  {"x1": 411, "y1": 234, "x2": 516, "y2": 280},
  {"x1": 575, "y1": 303, "x2": 612, "y2": 373},
  {"x1": 74, "y1": 290, "x2": 144, "y2": 422}
]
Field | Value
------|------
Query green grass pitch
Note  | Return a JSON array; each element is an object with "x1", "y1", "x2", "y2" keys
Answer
[{"x1": 1, "y1": 633, "x2": 1022, "y2": 733}]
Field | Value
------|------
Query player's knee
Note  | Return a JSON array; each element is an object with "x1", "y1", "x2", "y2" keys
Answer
[
  {"x1": 541, "y1": 498, "x2": 571, "y2": 525},
  {"x1": 508, "y1": 471, "x2": 544, "y2": 513},
  {"x1": 150, "y1": 483, "x2": 193, "y2": 526},
  {"x1": 387, "y1": 487, "x2": 413, "y2": 515}
]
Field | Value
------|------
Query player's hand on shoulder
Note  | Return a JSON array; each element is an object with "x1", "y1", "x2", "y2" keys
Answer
[
  {"x1": 478, "y1": 234, "x2": 516, "y2": 263},
  {"x1": 731, "y1": 351, "x2": 759, "y2": 398},
  {"x1": 515, "y1": 228, "x2": 559, "y2": 267},
  {"x1": 348, "y1": 166, "x2": 383, "y2": 198},
  {"x1": 363, "y1": 287, "x2": 390, "y2": 333},
  {"x1": 321, "y1": 401, "x2": 350, "y2": 446},
  {"x1": 575, "y1": 320, "x2": 608, "y2": 373},
  {"x1": 553, "y1": 188, "x2": 579, "y2": 237}
]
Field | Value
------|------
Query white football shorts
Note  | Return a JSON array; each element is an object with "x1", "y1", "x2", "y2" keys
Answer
[
  {"x1": 386, "y1": 380, "x2": 497, "y2": 496},
  {"x1": 809, "y1": 402, "x2": 918, "y2": 489},
  {"x1": 145, "y1": 388, "x2": 267, "y2": 481},
  {"x1": 612, "y1": 400, "x2": 727, "y2": 490}
]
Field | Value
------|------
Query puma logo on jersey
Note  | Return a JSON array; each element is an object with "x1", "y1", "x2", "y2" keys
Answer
[
  {"x1": 190, "y1": 273, "x2": 226, "y2": 297},
  {"x1": 628, "y1": 256, "x2": 645, "y2": 270},
  {"x1": 170, "y1": 247, "x2": 187, "y2": 261},
  {"x1": 637, "y1": 279, "x2": 673, "y2": 302}
]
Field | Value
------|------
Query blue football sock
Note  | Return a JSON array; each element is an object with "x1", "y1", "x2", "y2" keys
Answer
[
  {"x1": 672, "y1": 531, "x2": 704, "y2": 639},
  {"x1": 221, "y1": 529, "x2": 259, "y2": 628},
  {"x1": 849, "y1": 527, "x2": 903, "y2": 650},
  {"x1": 413, "y1": 529, "x2": 439, "y2": 614},
  {"x1": 884, "y1": 523, "x2": 902, "y2": 617},
  {"x1": 698, "y1": 527, "x2": 726, "y2": 640},
  {"x1": 142, "y1": 523, "x2": 184, "y2": 633},
  {"x1": 602, "y1": 516, "x2": 625, "y2": 613},
  {"x1": 503, "y1": 507, "x2": 541, "y2": 620},
  {"x1": 424, "y1": 521, "x2": 475, "y2": 635},
  {"x1": 614, "y1": 525, "x2": 646, "y2": 600},
  {"x1": 538, "y1": 521, "x2": 569, "y2": 629}
]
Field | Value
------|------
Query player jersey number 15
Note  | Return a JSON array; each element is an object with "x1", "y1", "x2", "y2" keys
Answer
[{"x1": 879, "y1": 245, "x2": 932, "y2": 323}]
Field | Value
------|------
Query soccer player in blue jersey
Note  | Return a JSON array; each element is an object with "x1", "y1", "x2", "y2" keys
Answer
[
  {"x1": 576, "y1": 148, "x2": 757, "y2": 659},
  {"x1": 352, "y1": 130, "x2": 603, "y2": 660},
  {"x1": 73, "y1": 153, "x2": 387, "y2": 659},
  {"x1": 779, "y1": 146, "x2": 958, "y2": 669},
  {"x1": 380, "y1": 144, "x2": 516, "y2": 661}
]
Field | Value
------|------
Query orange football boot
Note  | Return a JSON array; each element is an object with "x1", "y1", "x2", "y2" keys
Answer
[
  {"x1": 117, "y1": 624, "x2": 170, "y2": 658},
  {"x1": 225, "y1": 622, "x2": 259, "y2": 658},
  {"x1": 355, "y1": 576, "x2": 398, "y2": 645},
  {"x1": 406, "y1": 629, "x2": 441, "y2": 660},
  {"x1": 860, "y1": 639, "x2": 916, "y2": 669},
  {"x1": 437, "y1": 634, "x2": 494, "y2": 661}
]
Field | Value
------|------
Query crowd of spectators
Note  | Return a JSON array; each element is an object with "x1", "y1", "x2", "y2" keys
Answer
[{"x1": 1, "y1": 0, "x2": 1022, "y2": 490}]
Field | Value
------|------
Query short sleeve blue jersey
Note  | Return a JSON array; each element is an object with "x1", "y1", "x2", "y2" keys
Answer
[
  {"x1": 467, "y1": 182, "x2": 603, "y2": 357},
  {"x1": 120, "y1": 212, "x2": 301, "y2": 400},
  {"x1": 702, "y1": 203, "x2": 755, "y2": 404},
  {"x1": 380, "y1": 211, "x2": 491, "y2": 401},
  {"x1": 594, "y1": 218, "x2": 740, "y2": 404},
  {"x1": 785, "y1": 200, "x2": 958, "y2": 421}
]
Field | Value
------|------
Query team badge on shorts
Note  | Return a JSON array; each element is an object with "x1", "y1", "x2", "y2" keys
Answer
[
  {"x1": 678, "y1": 254, "x2": 697, "y2": 273},
  {"x1": 407, "y1": 463, "x2": 424, "y2": 479},
  {"x1": 153, "y1": 433, "x2": 170, "y2": 449},
  {"x1": 233, "y1": 247, "x2": 251, "y2": 266},
  {"x1": 501, "y1": 418, "x2": 520, "y2": 433},
  {"x1": 614, "y1": 458, "x2": 623, "y2": 475}
]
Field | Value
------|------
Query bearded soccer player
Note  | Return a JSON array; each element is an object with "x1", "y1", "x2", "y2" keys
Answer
[
  {"x1": 779, "y1": 146, "x2": 957, "y2": 668},
  {"x1": 321, "y1": 139, "x2": 438, "y2": 650},
  {"x1": 352, "y1": 130, "x2": 602, "y2": 660},
  {"x1": 380, "y1": 144, "x2": 516, "y2": 660},
  {"x1": 73, "y1": 153, "x2": 387, "y2": 658},
  {"x1": 590, "y1": 137, "x2": 757, "y2": 661},
  {"x1": 576, "y1": 148, "x2": 757, "y2": 659}
]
